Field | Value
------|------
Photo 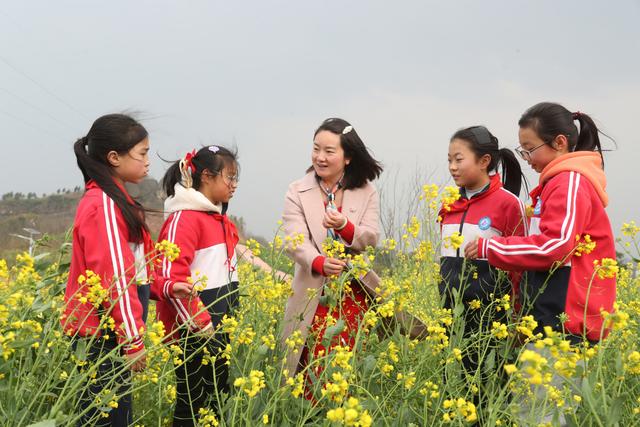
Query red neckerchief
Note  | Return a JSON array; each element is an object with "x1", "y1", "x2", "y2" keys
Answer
[
  {"x1": 528, "y1": 183, "x2": 544, "y2": 209},
  {"x1": 86, "y1": 179, "x2": 156, "y2": 279},
  {"x1": 212, "y1": 213, "x2": 239, "y2": 272},
  {"x1": 439, "y1": 174, "x2": 503, "y2": 218}
]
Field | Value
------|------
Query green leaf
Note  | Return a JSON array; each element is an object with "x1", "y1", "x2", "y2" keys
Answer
[
  {"x1": 607, "y1": 397, "x2": 623, "y2": 425},
  {"x1": 615, "y1": 351, "x2": 624, "y2": 376},
  {"x1": 27, "y1": 420, "x2": 56, "y2": 427},
  {"x1": 11, "y1": 338, "x2": 37, "y2": 349},
  {"x1": 363, "y1": 354, "x2": 376, "y2": 374},
  {"x1": 256, "y1": 343, "x2": 269, "y2": 356},
  {"x1": 484, "y1": 349, "x2": 495, "y2": 373},
  {"x1": 399, "y1": 403, "x2": 414, "y2": 423},
  {"x1": 74, "y1": 339, "x2": 87, "y2": 361},
  {"x1": 30, "y1": 299, "x2": 53, "y2": 313},
  {"x1": 580, "y1": 378, "x2": 599, "y2": 417},
  {"x1": 453, "y1": 302, "x2": 464, "y2": 318},
  {"x1": 322, "y1": 319, "x2": 346, "y2": 347}
]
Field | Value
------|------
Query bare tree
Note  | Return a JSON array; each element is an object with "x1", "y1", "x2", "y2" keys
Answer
[{"x1": 378, "y1": 164, "x2": 442, "y2": 242}]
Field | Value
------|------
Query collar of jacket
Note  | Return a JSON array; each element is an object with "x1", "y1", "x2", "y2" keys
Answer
[
  {"x1": 536, "y1": 151, "x2": 608, "y2": 207},
  {"x1": 86, "y1": 179, "x2": 137, "y2": 205},
  {"x1": 163, "y1": 183, "x2": 222, "y2": 219},
  {"x1": 298, "y1": 171, "x2": 321, "y2": 192},
  {"x1": 440, "y1": 174, "x2": 503, "y2": 217}
]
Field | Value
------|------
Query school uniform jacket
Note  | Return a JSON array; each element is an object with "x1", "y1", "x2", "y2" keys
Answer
[
  {"x1": 439, "y1": 174, "x2": 527, "y2": 303},
  {"x1": 62, "y1": 181, "x2": 153, "y2": 355},
  {"x1": 155, "y1": 184, "x2": 239, "y2": 340},
  {"x1": 476, "y1": 152, "x2": 616, "y2": 341}
]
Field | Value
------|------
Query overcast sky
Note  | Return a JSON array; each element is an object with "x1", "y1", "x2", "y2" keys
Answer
[{"x1": 1, "y1": 1, "x2": 638, "y2": 239}]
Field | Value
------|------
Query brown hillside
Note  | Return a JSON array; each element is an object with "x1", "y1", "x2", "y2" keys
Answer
[{"x1": 0, "y1": 178, "x2": 248, "y2": 259}]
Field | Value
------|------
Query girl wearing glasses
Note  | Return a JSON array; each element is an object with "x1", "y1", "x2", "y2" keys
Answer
[
  {"x1": 281, "y1": 118, "x2": 383, "y2": 387},
  {"x1": 156, "y1": 146, "x2": 240, "y2": 426},
  {"x1": 465, "y1": 102, "x2": 616, "y2": 346}
]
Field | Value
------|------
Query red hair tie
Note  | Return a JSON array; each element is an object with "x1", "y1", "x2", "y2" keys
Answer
[
  {"x1": 572, "y1": 111, "x2": 582, "y2": 120},
  {"x1": 184, "y1": 149, "x2": 197, "y2": 173}
]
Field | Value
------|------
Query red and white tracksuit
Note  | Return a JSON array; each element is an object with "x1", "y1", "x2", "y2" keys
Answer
[
  {"x1": 439, "y1": 174, "x2": 527, "y2": 304},
  {"x1": 154, "y1": 184, "x2": 239, "y2": 340},
  {"x1": 62, "y1": 181, "x2": 153, "y2": 355},
  {"x1": 477, "y1": 152, "x2": 616, "y2": 341}
]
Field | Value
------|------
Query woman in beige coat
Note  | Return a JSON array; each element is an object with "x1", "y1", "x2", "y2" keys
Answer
[{"x1": 281, "y1": 118, "x2": 383, "y2": 377}]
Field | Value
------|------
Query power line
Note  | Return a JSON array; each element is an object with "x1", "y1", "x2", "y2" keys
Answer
[
  {"x1": 0, "y1": 108, "x2": 67, "y2": 139},
  {"x1": 1, "y1": 87, "x2": 76, "y2": 131},
  {"x1": 0, "y1": 55, "x2": 89, "y2": 120}
]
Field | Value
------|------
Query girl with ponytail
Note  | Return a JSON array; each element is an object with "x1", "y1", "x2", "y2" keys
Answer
[
  {"x1": 156, "y1": 145, "x2": 240, "y2": 426},
  {"x1": 466, "y1": 102, "x2": 616, "y2": 343},
  {"x1": 63, "y1": 114, "x2": 192, "y2": 426},
  {"x1": 464, "y1": 102, "x2": 617, "y2": 425},
  {"x1": 439, "y1": 125, "x2": 528, "y2": 406}
]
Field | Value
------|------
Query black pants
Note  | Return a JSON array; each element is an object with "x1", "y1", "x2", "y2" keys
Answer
[
  {"x1": 173, "y1": 335, "x2": 230, "y2": 426},
  {"x1": 173, "y1": 282, "x2": 238, "y2": 427},
  {"x1": 455, "y1": 305, "x2": 513, "y2": 427},
  {"x1": 138, "y1": 284, "x2": 150, "y2": 324},
  {"x1": 75, "y1": 338, "x2": 132, "y2": 427},
  {"x1": 439, "y1": 260, "x2": 511, "y2": 379},
  {"x1": 455, "y1": 304, "x2": 510, "y2": 377},
  {"x1": 74, "y1": 287, "x2": 148, "y2": 427}
]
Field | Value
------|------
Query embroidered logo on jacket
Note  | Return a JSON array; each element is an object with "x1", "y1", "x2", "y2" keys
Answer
[{"x1": 478, "y1": 216, "x2": 492, "y2": 231}]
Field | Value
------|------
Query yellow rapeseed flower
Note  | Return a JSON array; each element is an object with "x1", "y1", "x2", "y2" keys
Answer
[
  {"x1": 155, "y1": 240, "x2": 180, "y2": 262},
  {"x1": 574, "y1": 234, "x2": 596, "y2": 256},
  {"x1": 443, "y1": 232, "x2": 464, "y2": 250},
  {"x1": 593, "y1": 258, "x2": 619, "y2": 279}
]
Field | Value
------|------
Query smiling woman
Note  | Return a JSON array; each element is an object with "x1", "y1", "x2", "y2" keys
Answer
[{"x1": 281, "y1": 118, "x2": 383, "y2": 380}]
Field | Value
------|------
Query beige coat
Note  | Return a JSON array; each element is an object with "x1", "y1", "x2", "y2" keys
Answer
[{"x1": 281, "y1": 172, "x2": 380, "y2": 374}]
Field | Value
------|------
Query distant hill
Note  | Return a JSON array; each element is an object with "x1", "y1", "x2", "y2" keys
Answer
[
  {"x1": 0, "y1": 179, "x2": 161, "y2": 259},
  {"x1": 0, "y1": 178, "x2": 251, "y2": 260}
]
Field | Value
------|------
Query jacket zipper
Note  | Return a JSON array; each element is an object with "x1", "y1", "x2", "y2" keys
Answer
[{"x1": 456, "y1": 204, "x2": 471, "y2": 258}]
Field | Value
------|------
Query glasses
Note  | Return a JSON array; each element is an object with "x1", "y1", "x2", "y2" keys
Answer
[
  {"x1": 202, "y1": 172, "x2": 239, "y2": 185},
  {"x1": 515, "y1": 142, "x2": 547, "y2": 161}
]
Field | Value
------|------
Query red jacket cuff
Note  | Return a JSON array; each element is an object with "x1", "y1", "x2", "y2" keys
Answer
[
  {"x1": 312, "y1": 256, "x2": 326, "y2": 276},
  {"x1": 162, "y1": 280, "x2": 174, "y2": 299},
  {"x1": 477, "y1": 237, "x2": 487, "y2": 259},
  {"x1": 198, "y1": 321, "x2": 214, "y2": 333},
  {"x1": 336, "y1": 220, "x2": 355, "y2": 244},
  {"x1": 122, "y1": 336, "x2": 145, "y2": 355}
]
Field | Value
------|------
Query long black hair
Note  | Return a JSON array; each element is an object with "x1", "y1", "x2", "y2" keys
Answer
[
  {"x1": 311, "y1": 118, "x2": 383, "y2": 189},
  {"x1": 162, "y1": 145, "x2": 238, "y2": 197},
  {"x1": 518, "y1": 102, "x2": 606, "y2": 163},
  {"x1": 451, "y1": 126, "x2": 526, "y2": 196},
  {"x1": 73, "y1": 113, "x2": 149, "y2": 242}
]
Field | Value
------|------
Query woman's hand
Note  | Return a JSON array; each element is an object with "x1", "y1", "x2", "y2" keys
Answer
[
  {"x1": 464, "y1": 238, "x2": 479, "y2": 260},
  {"x1": 171, "y1": 282, "x2": 195, "y2": 298},
  {"x1": 125, "y1": 348, "x2": 147, "y2": 372},
  {"x1": 323, "y1": 210, "x2": 347, "y2": 230},
  {"x1": 323, "y1": 257, "x2": 347, "y2": 276}
]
